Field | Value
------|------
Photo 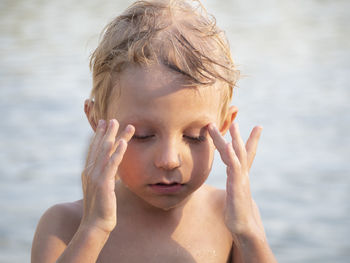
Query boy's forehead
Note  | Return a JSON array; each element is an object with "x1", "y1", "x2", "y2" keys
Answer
[
  {"x1": 119, "y1": 64, "x2": 187, "y2": 95},
  {"x1": 116, "y1": 64, "x2": 221, "y2": 100},
  {"x1": 108, "y1": 64, "x2": 222, "y2": 121}
]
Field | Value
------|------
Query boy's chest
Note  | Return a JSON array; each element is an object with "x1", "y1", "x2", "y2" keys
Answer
[{"x1": 97, "y1": 212, "x2": 233, "y2": 263}]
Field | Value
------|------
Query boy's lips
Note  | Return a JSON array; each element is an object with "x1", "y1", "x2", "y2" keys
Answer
[{"x1": 148, "y1": 182, "x2": 184, "y2": 194}]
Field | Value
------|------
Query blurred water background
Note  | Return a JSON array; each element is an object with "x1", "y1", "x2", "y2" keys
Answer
[{"x1": 0, "y1": 0, "x2": 349, "y2": 262}]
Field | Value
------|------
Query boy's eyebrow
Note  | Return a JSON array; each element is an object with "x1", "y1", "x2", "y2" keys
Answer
[
  {"x1": 124, "y1": 116, "x2": 159, "y2": 127},
  {"x1": 186, "y1": 117, "x2": 212, "y2": 127},
  {"x1": 126, "y1": 116, "x2": 154, "y2": 124}
]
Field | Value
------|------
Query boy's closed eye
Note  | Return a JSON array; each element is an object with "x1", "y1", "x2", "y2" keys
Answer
[
  {"x1": 184, "y1": 125, "x2": 209, "y2": 144},
  {"x1": 132, "y1": 134, "x2": 155, "y2": 140},
  {"x1": 132, "y1": 133, "x2": 207, "y2": 144},
  {"x1": 183, "y1": 134, "x2": 206, "y2": 143}
]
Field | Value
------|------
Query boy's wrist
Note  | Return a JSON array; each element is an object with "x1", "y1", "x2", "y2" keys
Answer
[
  {"x1": 232, "y1": 225, "x2": 267, "y2": 249},
  {"x1": 232, "y1": 228, "x2": 277, "y2": 262},
  {"x1": 233, "y1": 232, "x2": 277, "y2": 263},
  {"x1": 77, "y1": 223, "x2": 111, "y2": 244},
  {"x1": 55, "y1": 222, "x2": 112, "y2": 263}
]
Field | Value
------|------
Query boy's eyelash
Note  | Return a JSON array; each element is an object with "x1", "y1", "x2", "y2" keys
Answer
[
  {"x1": 183, "y1": 135, "x2": 206, "y2": 143},
  {"x1": 132, "y1": 134, "x2": 154, "y2": 140},
  {"x1": 132, "y1": 134, "x2": 206, "y2": 143}
]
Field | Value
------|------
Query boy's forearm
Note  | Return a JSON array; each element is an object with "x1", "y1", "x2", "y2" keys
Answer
[
  {"x1": 232, "y1": 232, "x2": 277, "y2": 263},
  {"x1": 56, "y1": 225, "x2": 110, "y2": 263}
]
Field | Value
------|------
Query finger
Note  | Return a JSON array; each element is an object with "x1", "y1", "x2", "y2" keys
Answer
[
  {"x1": 113, "y1": 124, "x2": 135, "y2": 152},
  {"x1": 229, "y1": 123, "x2": 247, "y2": 168},
  {"x1": 245, "y1": 126, "x2": 263, "y2": 170},
  {"x1": 106, "y1": 139, "x2": 128, "y2": 181},
  {"x1": 120, "y1": 125, "x2": 135, "y2": 142},
  {"x1": 96, "y1": 119, "x2": 120, "y2": 166},
  {"x1": 109, "y1": 139, "x2": 128, "y2": 170},
  {"x1": 86, "y1": 119, "x2": 107, "y2": 165},
  {"x1": 208, "y1": 123, "x2": 239, "y2": 168},
  {"x1": 104, "y1": 119, "x2": 120, "y2": 143}
]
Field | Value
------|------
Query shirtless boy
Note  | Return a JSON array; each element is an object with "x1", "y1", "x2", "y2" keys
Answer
[{"x1": 31, "y1": 0, "x2": 277, "y2": 262}]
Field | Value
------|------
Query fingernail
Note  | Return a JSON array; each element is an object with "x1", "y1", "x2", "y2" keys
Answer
[
  {"x1": 98, "y1": 119, "x2": 105, "y2": 127},
  {"x1": 126, "y1": 124, "x2": 134, "y2": 133},
  {"x1": 109, "y1": 119, "x2": 114, "y2": 127}
]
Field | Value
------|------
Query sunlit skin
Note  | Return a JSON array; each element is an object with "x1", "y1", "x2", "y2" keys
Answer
[
  {"x1": 31, "y1": 63, "x2": 277, "y2": 263},
  {"x1": 82, "y1": 64, "x2": 273, "y2": 261},
  {"x1": 106, "y1": 64, "x2": 223, "y2": 212}
]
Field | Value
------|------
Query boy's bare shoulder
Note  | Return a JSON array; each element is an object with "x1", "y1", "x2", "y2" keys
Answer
[
  {"x1": 190, "y1": 184, "x2": 233, "y2": 259},
  {"x1": 200, "y1": 184, "x2": 226, "y2": 209},
  {"x1": 31, "y1": 200, "x2": 83, "y2": 261},
  {"x1": 33, "y1": 200, "x2": 83, "y2": 246},
  {"x1": 194, "y1": 184, "x2": 227, "y2": 221}
]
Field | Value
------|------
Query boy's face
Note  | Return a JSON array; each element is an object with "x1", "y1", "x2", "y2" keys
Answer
[{"x1": 106, "y1": 64, "x2": 225, "y2": 210}]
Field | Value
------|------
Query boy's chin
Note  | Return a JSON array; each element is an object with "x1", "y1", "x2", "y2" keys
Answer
[{"x1": 141, "y1": 194, "x2": 191, "y2": 212}]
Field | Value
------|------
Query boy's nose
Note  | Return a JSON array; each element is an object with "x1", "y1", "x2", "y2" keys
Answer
[{"x1": 154, "y1": 142, "x2": 181, "y2": 170}]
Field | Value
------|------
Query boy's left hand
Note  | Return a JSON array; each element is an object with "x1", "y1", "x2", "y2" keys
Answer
[{"x1": 208, "y1": 123, "x2": 266, "y2": 242}]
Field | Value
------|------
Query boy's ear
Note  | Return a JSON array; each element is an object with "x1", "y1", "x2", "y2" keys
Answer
[
  {"x1": 219, "y1": 105, "x2": 238, "y2": 135},
  {"x1": 84, "y1": 99, "x2": 98, "y2": 132}
]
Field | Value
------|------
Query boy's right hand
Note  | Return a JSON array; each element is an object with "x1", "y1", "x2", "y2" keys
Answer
[{"x1": 80, "y1": 119, "x2": 135, "y2": 234}]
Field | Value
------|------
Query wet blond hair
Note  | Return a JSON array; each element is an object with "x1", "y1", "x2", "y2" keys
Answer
[{"x1": 89, "y1": 0, "x2": 239, "y2": 123}]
